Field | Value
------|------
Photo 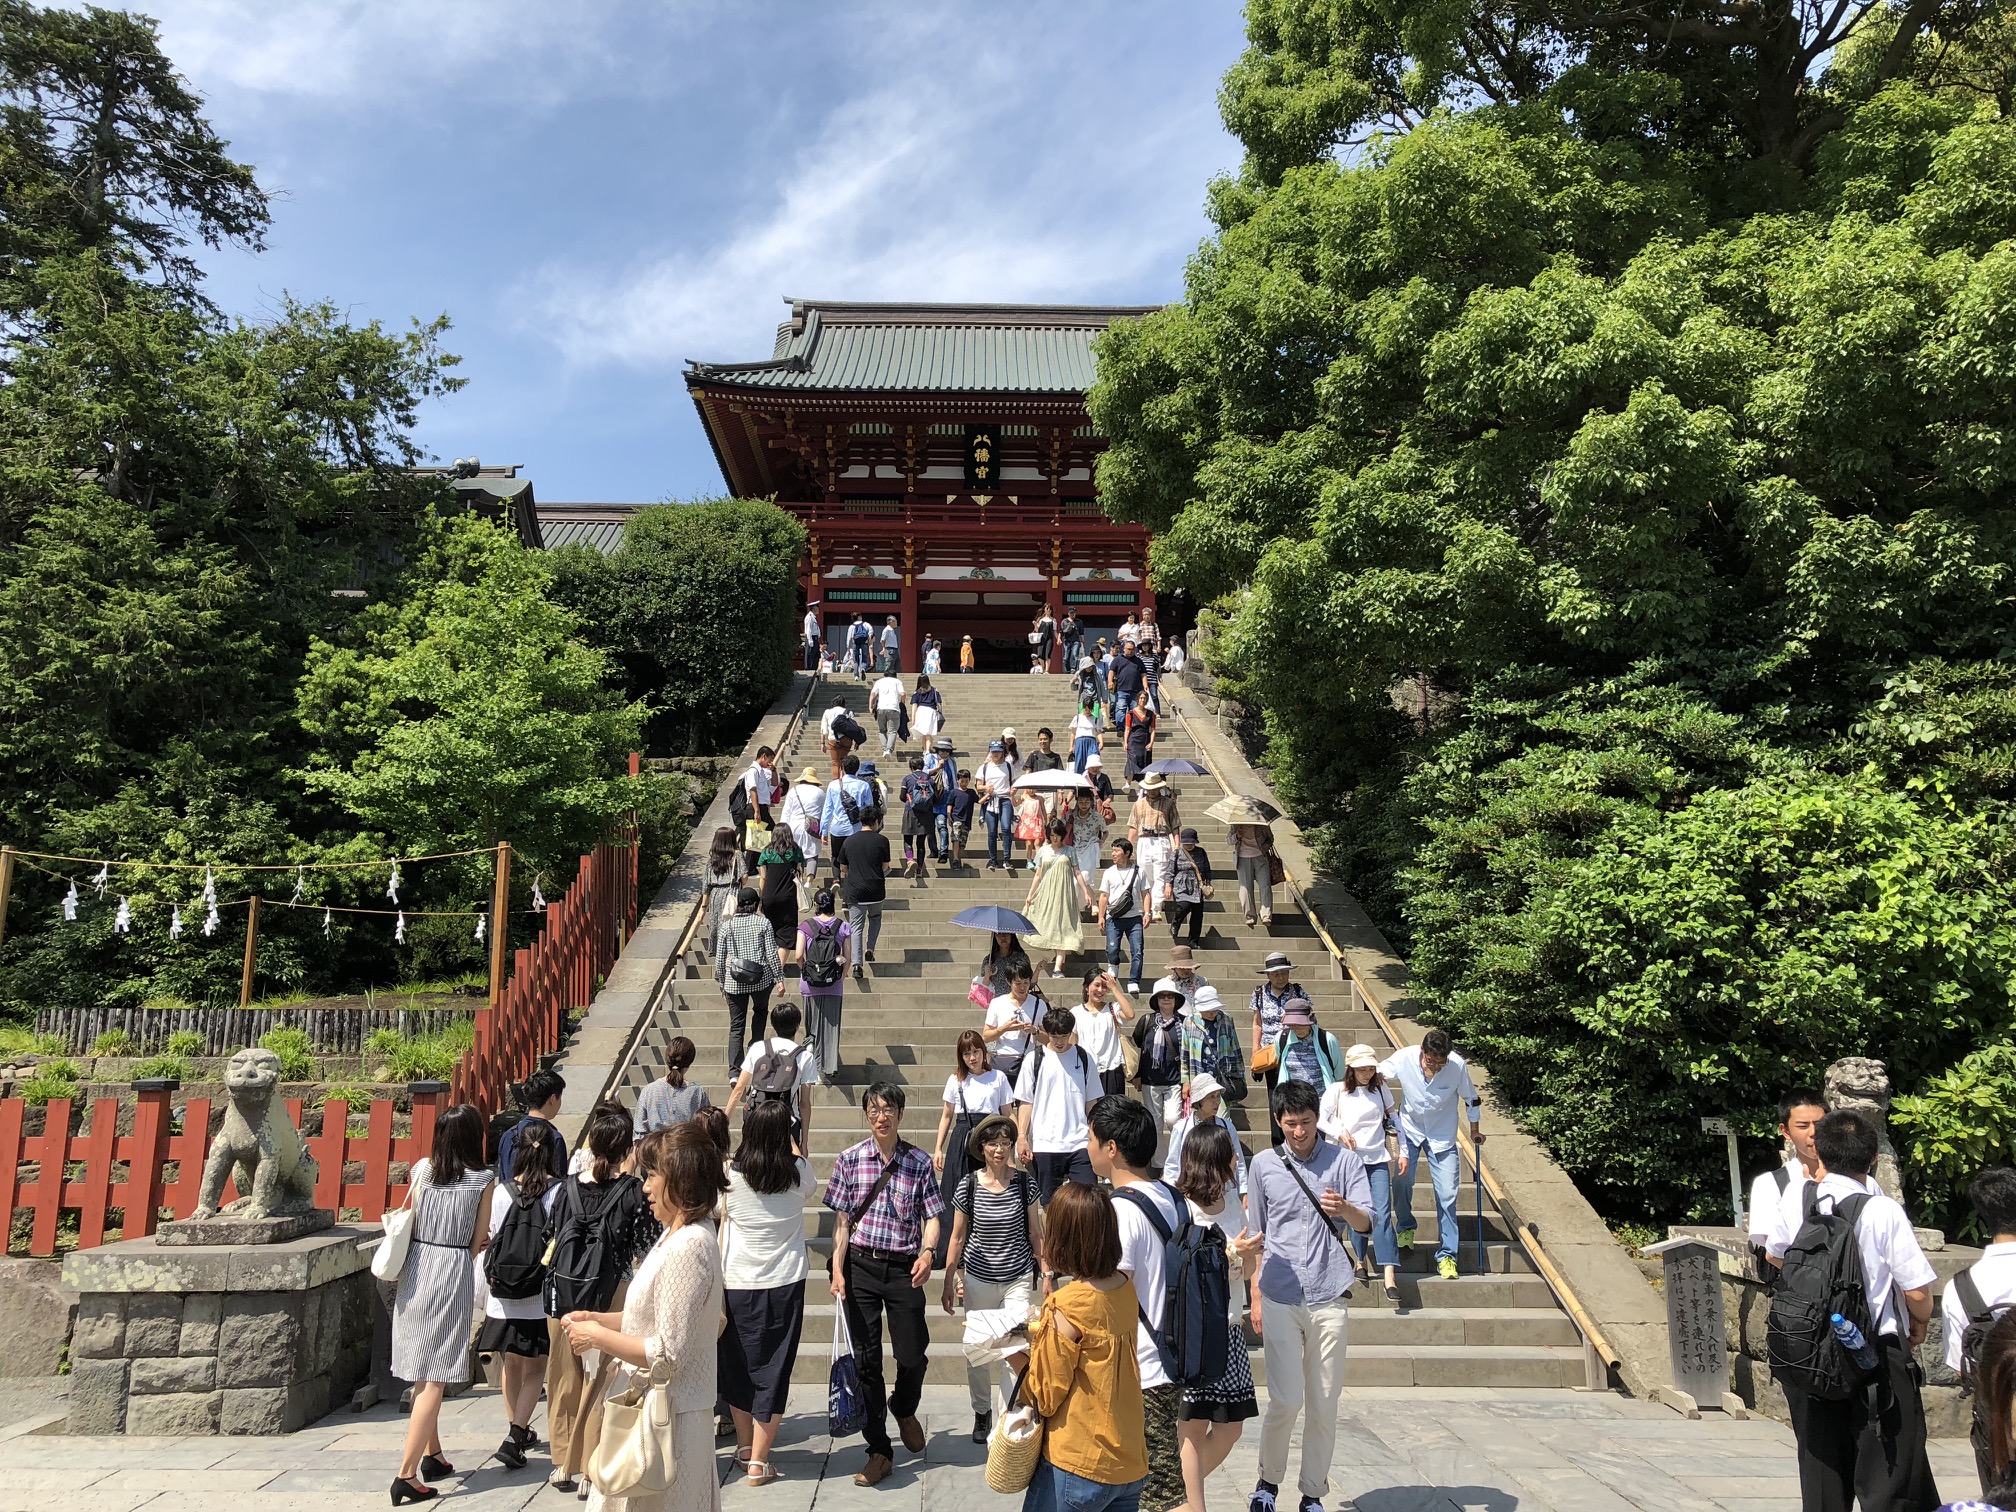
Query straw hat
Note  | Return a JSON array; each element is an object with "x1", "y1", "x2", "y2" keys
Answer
[{"x1": 966, "y1": 1113, "x2": 1020, "y2": 1164}]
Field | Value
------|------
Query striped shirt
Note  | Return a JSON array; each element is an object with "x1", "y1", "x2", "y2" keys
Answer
[{"x1": 954, "y1": 1169, "x2": 1036, "y2": 1283}]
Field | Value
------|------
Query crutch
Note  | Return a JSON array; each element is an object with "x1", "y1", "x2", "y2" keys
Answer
[{"x1": 1474, "y1": 1138, "x2": 1486, "y2": 1275}]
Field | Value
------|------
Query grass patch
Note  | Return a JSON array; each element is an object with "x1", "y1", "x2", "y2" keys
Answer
[
  {"x1": 0, "y1": 1026, "x2": 65, "y2": 1056},
  {"x1": 257, "y1": 1027, "x2": 318, "y2": 1080},
  {"x1": 365, "y1": 1018, "x2": 475, "y2": 1082},
  {"x1": 19, "y1": 1060, "x2": 81, "y2": 1104},
  {"x1": 89, "y1": 1029, "x2": 136, "y2": 1056},
  {"x1": 132, "y1": 1053, "x2": 189, "y2": 1082},
  {"x1": 164, "y1": 1030, "x2": 206, "y2": 1057}
]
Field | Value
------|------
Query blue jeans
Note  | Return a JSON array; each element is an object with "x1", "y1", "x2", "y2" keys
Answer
[
  {"x1": 1071, "y1": 735, "x2": 1098, "y2": 772},
  {"x1": 984, "y1": 799, "x2": 1013, "y2": 865},
  {"x1": 1023, "y1": 1459, "x2": 1143, "y2": 1512},
  {"x1": 1350, "y1": 1158, "x2": 1399, "y2": 1268},
  {"x1": 1393, "y1": 1138, "x2": 1461, "y2": 1262},
  {"x1": 1104, "y1": 914, "x2": 1144, "y2": 984}
]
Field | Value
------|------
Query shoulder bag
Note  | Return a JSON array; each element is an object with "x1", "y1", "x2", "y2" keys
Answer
[
  {"x1": 1279, "y1": 1149, "x2": 1351, "y2": 1253},
  {"x1": 985, "y1": 1359, "x2": 1044, "y2": 1493},
  {"x1": 371, "y1": 1202, "x2": 414, "y2": 1281},
  {"x1": 592, "y1": 1354, "x2": 677, "y2": 1498}
]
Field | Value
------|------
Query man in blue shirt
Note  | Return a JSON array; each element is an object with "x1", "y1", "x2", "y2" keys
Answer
[
  {"x1": 1107, "y1": 637, "x2": 1146, "y2": 727},
  {"x1": 821, "y1": 754, "x2": 878, "y2": 880},
  {"x1": 1236, "y1": 1078, "x2": 1370, "y2": 1512},
  {"x1": 1378, "y1": 1027, "x2": 1484, "y2": 1278}
]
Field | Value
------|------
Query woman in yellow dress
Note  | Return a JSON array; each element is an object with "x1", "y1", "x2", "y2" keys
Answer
[{"x1": 1022, "y1": 818, "x2": 1094, "y2": 979}]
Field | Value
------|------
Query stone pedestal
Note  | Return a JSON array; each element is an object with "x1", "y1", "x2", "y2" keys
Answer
[
  {"x1": 156, "y1": 1212, "x2": 334, "y2": 1247},
  {"x1": 60, "y1": 1227, "x2": 377, "y2": 1435}
]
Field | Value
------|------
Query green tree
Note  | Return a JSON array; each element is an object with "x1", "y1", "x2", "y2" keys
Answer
[
  {"x1": 296, "y1": 513, "x2": 646, "y2": 868},
  {"x1": 550, "y1": 499, "x2": 805, "y2": 754}
]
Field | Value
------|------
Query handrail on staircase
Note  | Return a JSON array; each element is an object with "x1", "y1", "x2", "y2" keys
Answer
[{"x1": 1167, "y1": 692, "x2": 1625, "y2": 1389}]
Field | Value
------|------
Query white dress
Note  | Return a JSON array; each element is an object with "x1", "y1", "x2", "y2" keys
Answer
[{"x1": 586, "y1": 1222, "x2": 724, "y2": 1512}]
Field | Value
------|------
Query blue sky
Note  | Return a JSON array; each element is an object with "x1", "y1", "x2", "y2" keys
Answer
[{"x1": 141, "y1": 2, "x2": 1249, "y2": 503}]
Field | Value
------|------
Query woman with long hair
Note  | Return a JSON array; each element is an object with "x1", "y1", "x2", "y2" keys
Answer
[
  {"x1": 1034, "y1": 604, "x2": 1057, "y2": 669},
  {"x1": 720, "y1": 1100, "x2": 814, "y2": 1486},
  {"x1": 932, "y1": 1031, "x2": 1013, "y2": 1256},
  {"x1": 943, "y1": 1114, "x2": 1044, "y2": 1443},
  {"x1": 1121, "y1": 690, "x2": 1157, "y2": 784},
  {"x1": 544, "y1": 1107, "x2": 656, "y2": 1497},
  {"x1": 1024, "y1": 816, "x2": 1095, "y2": 979},
  {"x1": 977, "y1": 930, "x2": 1030, "y2": 1001},
  {"x1": 1128, "y1": 774, "x2": 1180, "y2": 927},
  {"x1": 1317, "y1": 1046, "x2": 1406, "y2": 1301},
  {"x1": 1172, "y1": 1123, "x2": 1255, "y2": 1512},
  {"x1": 1945, "y1": 1310, "x2": 2016, "y2": 1510},
  {"x1": 481, "y1": 1118, "x2": 561, "y2": 1471},
  {"x1": 390, "y1": 1103, "x2": 495, "y2": 1504},
  {"x1": 757, "y1": 825, "x2": 804, "y2": 963},
  {"x1": 702, "y1": 826, "x2": 745, "y2": 947},
  {"x1": 560, "y1": 1123, "x2": 728, "y2": 1512},
  {"x1": 1014, "y1": 1182, "x2": 1146, "y2": 1512}
]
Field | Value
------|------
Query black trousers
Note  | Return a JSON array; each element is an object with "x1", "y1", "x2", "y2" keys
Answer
[
  {"x1": 1166, "y1": 899, "x2": 1204, "y2": 946},
  {"x1": 841, "y1": 1251, "x2": 930, "y2": 1460},
  {"x1": 1032, "y1": 1149, "x2": 1096, "y2": 1205},
  {"x1": 724, "y1": 986, "x2": 772, "y2": 1072},
  {"x1": 1783, "y1": 1339, "x2": 1940, "y2": 1512}
]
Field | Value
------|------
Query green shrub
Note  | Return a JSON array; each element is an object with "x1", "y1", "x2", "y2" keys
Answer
[
  {"x1": 364, "y1": 1027, "x2": 402, "y2": 1060},
  {"x1": 132, "y1": 1053, "x2": 189, "y2": 1082},
  {"x1": 256, "y1": 1028, "x2": 318, "y2": 1081},
  {"x1": 18, "y1": 1060, "x2": 81, "y2": 1105},
  {"x1": 0, "y1": 1027, "x2": 66, "y2": 1056},
  {"x1": 320, "y1": 1082, "x2": 378, "y2": 1111},
  {"x1": 367, "y1": 1018, "x2": 474, "y2": 1083},
  {"x1": 164, "y1": 1031, "x2": 207, "y2": 1058},
  {"x1": 89, "y1": 1029, "x2": 135, "y2": 1056},
  {"x1": 1893, "y1": 1042, "x2": 2016, "y2": 1237}
]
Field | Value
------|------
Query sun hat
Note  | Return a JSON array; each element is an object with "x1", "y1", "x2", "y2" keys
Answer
[
  {"x1": 1345, "y1": 1042, "x2": 1380, "y2": 1070},
  {"x1": 1179, "y1": 827, "x2": 1199, "y2": 845},
  {"x1": 1148, "y1": 977, "x2": 1187, "y2": 1011},
  {"x1": 798, "y1": 766, "x2": 819, "y2": 784},
  {"x1": 1188, "y1": 1072, "x2": 1226, "y2": 1103},
  {"x1": 1259, "y1": 951, "x2": 1294, "y2": 975},
  {"x1": 1166, "y1": 944, "x2": 1196, "y2": 970},
  {"x1": 966, "y1": 1113, "x2": 1021, "y2": 1164},
  {"x1": 1085, "y1": 750, "x2": 1103, "y2": 766},
  {"x1": 858, "y1": 761, "x2": 878, "y2": 776},
  {"x1": 1189, "y1": 984, "x2": 1225, "y2": 1016},
  {"x1": 935, "y1": 737, "x2": 954, "y2": 752},
  {"x1": 1139, "y1": 772, "x2": 1168, "y2": 791},
  {"x1": 1281, "y1": 998, "x2": 1315, "y2": 1027}
]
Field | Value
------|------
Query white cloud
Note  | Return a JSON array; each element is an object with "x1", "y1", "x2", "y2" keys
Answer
[{"x1": 519, "y1": 7, "x2": 1237, "y2": 369}]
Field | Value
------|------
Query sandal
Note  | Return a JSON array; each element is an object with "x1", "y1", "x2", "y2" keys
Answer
[{"x1": 746, "y1": 1461, "x2": 780, "y2": 1487}]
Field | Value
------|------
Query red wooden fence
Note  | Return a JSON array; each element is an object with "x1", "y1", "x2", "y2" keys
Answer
[{"x1": 0, "y1": 1084, "x2": 447, "y2": 1257}]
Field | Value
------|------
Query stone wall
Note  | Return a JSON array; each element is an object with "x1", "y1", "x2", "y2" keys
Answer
[{"x1": 62, "y1": 1228, "x2": 375, "y2": 1435}]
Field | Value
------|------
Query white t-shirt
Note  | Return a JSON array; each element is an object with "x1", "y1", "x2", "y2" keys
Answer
[
  {"x1": 1069, "y1": 711, "x2": 1100, "y2": 741},
  {"x1": 1187, "y1": 1193, "x2": 1246, "y2": 1310},
  {"x1": 1944, "y1": 1242, "x2": 2016, "y2": 1372},
  {"x1": 483, "y1": 1184, "x2": 560, "y2": 1320},
  {"x1": 743, "y1": 763, "x2": 779, "y2": 807},
  {"x1": 1113, "y1": 1177, "x2": 1182, "y2": 1389},
  {"x1": 943, "y1": 1069, "x2": 1013, "y2": 1118},
  {"x1": 1072, "y1": 1003, "x2": 1125, "y2": 1073},
  {"x1": 820, "y1": 705, "x2": 850, "y2": 737},
  {"x1": 1747, "y1": 1158, "x2": 1808, "y2": 1246},
  {"x1": 740, "y1": 1037, "x2": 822, "y2": 1089},
  {"x1": 721, "y1": 1160, "x2": 814, "y2": 1290},
  {"x1": 1013, "y1": 1041, "x2": 1101, "y2": 1153},
  {"x1": 979, "y1": 760, "x2": 1014, "y2": 801},
  {"x1": 986, "y1": 992, "x2": 1041, "y2": 1059},
  {"x1": 871, "y1": 676, "x2": 905, "y2": 713},
  {"x1": 1100, "y1": 865, "x2": 1142, "y2": 918},
  {"x1": 1765, "y1": 1173, "x2": 1935, "y2": 1337},
  {"x1": 1318, "y1": 1082, "x2": 1396, "y2": 1163}
]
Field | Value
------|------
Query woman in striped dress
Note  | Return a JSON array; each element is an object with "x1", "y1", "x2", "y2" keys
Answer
[{"x1": 940, "y1": 1114, "x2": 1045, "y2": 1446}]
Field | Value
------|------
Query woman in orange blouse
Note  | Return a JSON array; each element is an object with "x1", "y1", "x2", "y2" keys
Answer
[{"x1": 1017, "y1": 1182, "x2": 1149, "y2": 1512}]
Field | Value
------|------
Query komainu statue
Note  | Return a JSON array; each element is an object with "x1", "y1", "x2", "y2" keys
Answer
[
  {"x1": 193, "y1": 1046, "x2": 320, "y2": 1219},
  {"x1": 1824, "y1": 1056, "x2": 1905, "y2": 1206}
]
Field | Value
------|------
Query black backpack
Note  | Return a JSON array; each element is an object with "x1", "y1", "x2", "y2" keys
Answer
[
  {"x1": 832, "y1": 713, "x2": 867, "y2": 748},
  {"x1": 751, "y1": 1041, "x2": 801, "y2": 1103},
  {"x1": 728, "y1": 778, "x2": 752, "y2": 827},
  {"x1": 802, "y1": 919, "x2": 844, "y2": 989},
  {"x1": 544, "y1": 1175, "x2": 629, "y2": 1316},
  {"x1": 1115, "y1": 1183, "x2": 1233, "y2": 1388},
  {"x1": 1766, "y1": 1187, "x2": 1880, "y2": 1399},
  {"x1": 1953, "y1": 1269, "x2": 2012, "y2": 1395},
  {"x1": 483, "y1": 1178, "x2": 550, "y2": 1300}
]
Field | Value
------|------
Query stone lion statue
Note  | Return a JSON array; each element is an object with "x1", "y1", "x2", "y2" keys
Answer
[
  {"x1": 1824, "y1": 1055, "x2": 1904, "y2": 1205},
  {"x1": 193, "y1": 1046, "x2": 320, "y2": 1219}
]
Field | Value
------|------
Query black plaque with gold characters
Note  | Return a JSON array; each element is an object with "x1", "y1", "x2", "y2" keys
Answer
[{"x1": 964, "y1": 424, "x2": 1000, "y2": 489}]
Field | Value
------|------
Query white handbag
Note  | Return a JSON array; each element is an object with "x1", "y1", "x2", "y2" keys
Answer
[
  {"x1": 370, "y1": 1205, "x2": 414, "y2": 1281},
  {"x1": 591, "y1": 1356, "x2": 677, "y2": 1499}
]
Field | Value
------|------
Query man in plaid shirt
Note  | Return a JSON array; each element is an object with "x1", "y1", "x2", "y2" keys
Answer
[{"x1": 826, "y1": 1081, "x2": 945, "y2": 1487}]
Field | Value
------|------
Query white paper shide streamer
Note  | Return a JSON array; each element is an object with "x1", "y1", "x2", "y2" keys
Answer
[
  {"x1": 201, "y1": 864, "x2": 220, "y2": 936},
  {"x1": 474, "y1": 913, "x2": 486, "y2": 943},
  {"x1": 113, "y1": 896, "x2": 131, "y2": 935},
  {"x1": 90, "y1": 862, "x2": 109, "y2": 899},
  {"x1": 394, "y1": 910, "x2": 406, "y2": 944},
  {"x1": 61, "y1": 880, "x2": 79, "y2": 921},
  {"x1": 386, "y1": 862, "x2": 401, "y2": 906},
  {"x1": 531, "y1": 877, "x2": 547, "y2": 912},
  {"x1": 323, "y1": 906, "x2": 333, "y2": 938},
  {"x1": 169, "y1": 904, "x2": 183, "y2": 940}
]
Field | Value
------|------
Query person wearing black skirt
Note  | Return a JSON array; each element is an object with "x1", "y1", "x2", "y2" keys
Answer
[
  {"x1": 929, "y1": 1031, "x2": 1013, "y2": 1265},
  {"x1": 718, "y1": 1099, "x2": 813, "y2": 1488},
  {"x1": 477, "y1": 1118, "x2": 560, "y2": 1472}
]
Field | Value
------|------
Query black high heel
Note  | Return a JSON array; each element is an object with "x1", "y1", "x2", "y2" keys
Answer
[
  {"x1": 419, "y1": 1454, "x2": 454, "y2": 1481},
  {"x1": 390, "y1": 1476, "x2": 438, "y2": 1504}
]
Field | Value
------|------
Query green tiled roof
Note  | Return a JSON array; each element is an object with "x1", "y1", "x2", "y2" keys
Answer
[{"x1": 685, "y1": 300, "x2": 1164, "y2": 394}]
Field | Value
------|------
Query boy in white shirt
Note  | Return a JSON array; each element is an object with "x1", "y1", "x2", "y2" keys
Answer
[
  {"x1": 1013, "y1": 1006, "x2": 1102, "y2": 1204},
  {"x1": 1765, "y1": 1109, "x2": 1937, "y2": 1512},
  {"x1": 1748, "y1": 1086, "x2": 1825, "y2": 1265},
  {"x1": 722, "y1": 1000, "x2": 820, "y2": 1151},
  {"x1": 1943, "y1": 1166, "x2": 2016, "y2": 1496}
]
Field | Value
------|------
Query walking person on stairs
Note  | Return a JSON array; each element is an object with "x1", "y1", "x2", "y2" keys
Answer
[
  {"x1": 1379, "y1": 1028, "x2": 1483, "y2": 1279},
  {"x1": 720, "y1": 1099, "x2": 814, "y2": 1490},
  {"x1": 839, "y1": 810, "x2": 889, "y2": 978},
  {"x1": 931, "y1": 1030, "x2": 1014, "y2": 1263},
  {"x1": 942, "y1": 1112, "x2": 1044, "y2": 1445},
  {"x1": 826, "y1": 1083, "x2": 944, "y2": 1488},
  {"x1": 871, "y1": 667, "x2": 907, "y2": 756},
  {"x1": 714, "y1": 886, "x2": 780, "y2": 1074},
  {"x1": 1318, "y1": 1045, "x2": 1407, "y2": 1302},
  {"x1": 723, "y1": 1000, "x2": 819, "y2": 1156},
  {"x1": 1238, "y1": 1079, "x2": 1372, "y2": 1512},
  {"x1": 796, "y1": 889, "x2": 853, "y2": 1078},
  {"x1": 1024, "y1": 817, "x2": 1095, "y2": 979}
]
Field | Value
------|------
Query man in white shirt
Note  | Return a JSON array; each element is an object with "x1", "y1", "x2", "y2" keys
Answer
[
  {"x1": 1096, "y1": 837, "x2": 1146, "y2": 992},
  {"x1": 1748, "y1": 1087, "x2": 1826, "y2": 1263},
  {"x1": 870, "y1": 671, "x2": 907, "y2": 756},
  {"x1": 1379, "y1": 1028, "x2": 1482, "y2": 1279},
  {"x1": 879, "y1": 616, "x2": 900, "y2": 673},
  {"x1": 739, "y1": 745, "x2": 780, "y2": 874},
  {"x1": 1944, "y1": 1166, "x2": 2016, "y2": 1496},
  {"x1": 1090, "y1": 1096, "x2": 1187, "y2": 1512},
  {"x1": 721, "y1": 1000, "x2": 820, "y2": 1151},
  {"x1": 1013, "y1": 1006, "x2": 1101, "y2": 1204},
  {"x1": 1765, "y1": 1110, "x2": 1938, "y2": 1512},
  {"x1": 803, "y1": 604, "x2": 822, "y2": 670}
]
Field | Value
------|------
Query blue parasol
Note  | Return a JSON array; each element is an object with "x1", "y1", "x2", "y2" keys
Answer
[{"x1": 949, "y1": 905, "x2": 1038, "y2": 934}]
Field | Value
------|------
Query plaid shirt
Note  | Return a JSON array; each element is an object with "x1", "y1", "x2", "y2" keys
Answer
[{"x1": 823, "y1": 1137, "x2": 945, "y2": 1255}]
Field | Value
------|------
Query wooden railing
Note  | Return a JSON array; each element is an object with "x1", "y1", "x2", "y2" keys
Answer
[{"x1": 0, "y1": 1083, "x2": 447, "y2": 1257}]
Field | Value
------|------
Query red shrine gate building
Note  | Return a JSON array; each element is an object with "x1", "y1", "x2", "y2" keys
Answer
[{"x1": 685, "y1": 299, "x2": 1162, "y2": 670}]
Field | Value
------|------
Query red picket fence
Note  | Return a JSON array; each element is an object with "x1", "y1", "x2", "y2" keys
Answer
[
  {"x1": 451, "y1": 831, "x2": 638, "y2": 1114},
  {"x1": 0, "y1": 1084, "x2": 447, "y2": 1257}
]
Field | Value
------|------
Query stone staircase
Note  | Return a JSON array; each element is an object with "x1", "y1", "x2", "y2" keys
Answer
[{"x1": 611, "y1": 673, "x2": 1587, "y2": 1389}]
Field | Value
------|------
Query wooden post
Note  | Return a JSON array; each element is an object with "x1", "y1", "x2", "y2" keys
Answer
[
  {"x1": 239, "y1": 894, "x2": 261, "y2": 1008},
  {"x1": 0, "y1": 845, "x2": 14, "y2": 957},
  {"x1": 488, "y1": 842, "x2": 512, "y2": 1009}
]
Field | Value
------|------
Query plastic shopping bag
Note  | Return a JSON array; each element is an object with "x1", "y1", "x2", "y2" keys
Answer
[{"x1": 828, "y1": 1299, "x2": 867, "y2": 1438}]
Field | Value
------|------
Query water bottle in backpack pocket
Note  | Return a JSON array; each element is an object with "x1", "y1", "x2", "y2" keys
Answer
[
  {"x1": 1766, "y1": 1188, "x2": 1882, "y2": 1399},
  {"x1": 1116, "y1": 1183, "x2": 1233, "y2": 1387}
]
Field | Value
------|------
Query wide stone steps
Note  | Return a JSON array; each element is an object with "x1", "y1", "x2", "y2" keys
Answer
[{"x1": 596, "y1": 673, "x2": 1587, "y2": 1391}]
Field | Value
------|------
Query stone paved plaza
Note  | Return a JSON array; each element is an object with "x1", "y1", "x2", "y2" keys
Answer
[{"x1": 0, "y1": 1380, "x2": 1983, "y2": 1511}]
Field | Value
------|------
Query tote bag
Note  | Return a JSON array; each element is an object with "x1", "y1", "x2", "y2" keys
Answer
[
  {"x1": 984, "y1": 1363, "x2": 1044, "y2": 1493},
  {"x1": 370, "y1": 1205, "x2": 413, "y2": 1282},
  {"x1": 591, "y1": 1356, "x2": 677, "y2": 1499},
  {"x1": 828, "y1": 1303, "x2": 867, "y2": 1437}
]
